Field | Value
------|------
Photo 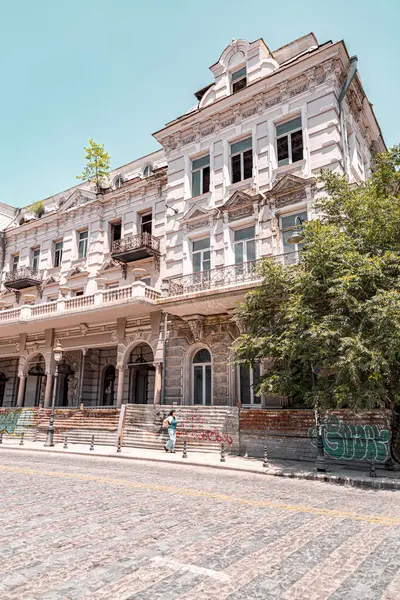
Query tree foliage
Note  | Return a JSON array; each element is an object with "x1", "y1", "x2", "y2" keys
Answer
[
  {"x1": 28, "y1": 200, "x2": 45, "y2": 218},
  {"x1": 235, "y1": 146, "x2": 400, "y2": 411},
  {"x1": 77, "y1": 139, "x2": 111, "y2": 192}
]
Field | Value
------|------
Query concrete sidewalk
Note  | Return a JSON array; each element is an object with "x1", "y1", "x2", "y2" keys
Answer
[{"x1": 1, "y1": 437, "x2": 399, "y2": 491}]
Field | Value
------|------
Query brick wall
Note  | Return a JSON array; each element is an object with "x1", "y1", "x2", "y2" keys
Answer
[{"x1": 240, "y1": 409, "x2": 393, "y2": 465}]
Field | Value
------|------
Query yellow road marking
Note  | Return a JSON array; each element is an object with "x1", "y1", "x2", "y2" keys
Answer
[{"x1": 1, "y1": 464, "x2": 399, "y2": 527}]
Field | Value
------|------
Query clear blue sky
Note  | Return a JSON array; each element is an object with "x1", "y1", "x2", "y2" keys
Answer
[{"x1": 1, "y1": 0, "x2": 398, "y2": 207}]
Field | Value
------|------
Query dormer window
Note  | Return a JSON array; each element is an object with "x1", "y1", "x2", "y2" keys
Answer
[
  {"x1": 114, "y1": 176, "x2": 124, "y2": 189},
  {"x1": 231, "y1": 66, "x2": 247, "y2": 94},
  {"x1": 143, "y1": 165, "x2": 153, "y2": 177}
]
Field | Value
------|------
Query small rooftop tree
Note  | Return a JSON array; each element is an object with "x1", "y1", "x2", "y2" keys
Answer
[{"x1": 77, "y1": 139, "x2": 111, "y2": 192}]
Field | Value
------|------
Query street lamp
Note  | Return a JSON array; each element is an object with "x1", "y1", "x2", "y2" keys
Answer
[
  {"x1": 44, "y1": 341, "x2": 63, "y2": 447},
  {"x1": 312, "y1": 365, "x2": 327, "y2": 473},
  {"x1": 286, "y1": 216, "x2": 305, "y2": 245}
]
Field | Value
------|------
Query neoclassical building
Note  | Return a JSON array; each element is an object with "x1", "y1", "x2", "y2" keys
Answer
[{"x1": 0, "y1": 33, "x2": 385, "y2": 409}]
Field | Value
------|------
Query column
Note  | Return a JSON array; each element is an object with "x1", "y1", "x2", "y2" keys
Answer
[
  {"x1": 16, "y1": 375, "x2": 26, "y2": 407},
  {"x1": 153, "y1": 363, "x2": 162, "y2": 404},
  {"x1": 78, "y1": 348, "x2": 87, "y2": 405},
  {"x1": 44, "y1": 373, "x2": 53, "y2": 408},
  {"x1": 116, "y1": 366, "x2": 126, "y2": 408}
]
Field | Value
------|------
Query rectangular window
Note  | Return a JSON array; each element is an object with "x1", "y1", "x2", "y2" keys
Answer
[
  {"x1": 48, "y1": 296, "x2": 58, "y2": 303},
  {"x1": 106, "y1": 283, "x2": 119, "y2": 290},
  {"x1": 78, "y1": 230, "x2": 88, "y2": 259},
  {"x1": 141, "y1": 212, "x2": 152, "y2": 235},
  {"x1": 281, "y1": 211, "x2": 307, "y2": 263},
  {"x1": 234, "y1": 226, "x2": 256, "y2": 264},
  {"x1": 191, "y1": 155, "x2": 210, "y2": 197},
  {"x1": 74, "y1": 289, "x2": 84, "y2": 297},
  {"x1": 231, "y1": 137, "x2": 253, "y2": 184},
  {"x1": 192, "y1": 237, "x2": 211, "y2": 273},
  {"x1": 240, "y1": 363, "x2": 261, "y2": 406},
  {"x1": 31, "y1": 248, "x2": 40, "y2": 271},
  {"x1": 54, "y1": 241, "x2": 63, "y2": 268},
  {"x1": 140, "y1": 277, "x2": 151, "y2": 286},
  {"x1": 276, "y1": 117, "x2": 303, "y2": 167},
  {"x1": 111, "y1": 221, "x2": 122, "y2": 244},
  {"x1": 231, "y1": 66, "x2": 247, "y2": 94},
  {"x1": 11, "y1": 254, "x2": 19, "y2": 271}
]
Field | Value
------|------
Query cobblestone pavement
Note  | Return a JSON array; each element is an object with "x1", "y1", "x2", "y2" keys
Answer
[{"x1": 0, "y1": 449, "x2": 399, "y2": 600}]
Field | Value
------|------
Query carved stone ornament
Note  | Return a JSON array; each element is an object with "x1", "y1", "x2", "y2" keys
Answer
[
  {"x1": 111, "y1": 330, "x2": 119, "y2": 343},
  {"x1": 185, "y1": 316, "x2": 204, "y2": 342},
  {"x1": 80, "y1": 323, "x2": 89, "y2": 336},
  {"x1": 15, "y1": 343, "x2": 20, "y2": 353}
]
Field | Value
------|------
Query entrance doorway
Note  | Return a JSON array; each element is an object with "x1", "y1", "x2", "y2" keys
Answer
[
  {"x1": 102, "y1": 365, "x2": 116, "y2": 405},
  {"x1": 128, "y1": 343, "x2": 155, "y2": 404},
  {"x1": 0, "y1": 372, "x2": 7, "y2": 407}
]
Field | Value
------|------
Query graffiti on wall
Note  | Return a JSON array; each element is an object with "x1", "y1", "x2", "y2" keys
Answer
[
  {"x1": 0, "y1": 409, "x2": 35, "y2": 436},
  {"x1": 308, "y1": 415, "x2": 390, "y2": 463},
  {"x1": 177, "y1": 411, "x2": 234, "y2": 445}
]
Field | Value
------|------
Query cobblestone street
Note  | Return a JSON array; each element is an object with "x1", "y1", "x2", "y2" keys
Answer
[{"x1": 0, "y1": 449, "x2": 399, "y2": 600}]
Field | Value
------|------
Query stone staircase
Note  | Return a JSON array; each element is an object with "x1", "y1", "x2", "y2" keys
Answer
[
  {"x1": 33, "y1": 408, "x2": 120, "y2": 446},
  {"x1": 122, "y1": 404, "x2": 239, "y2": 454}
]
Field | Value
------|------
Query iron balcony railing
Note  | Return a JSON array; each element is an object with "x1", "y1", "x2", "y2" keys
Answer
[
  {"x1": 5, "y1": 267, "x2": 44, "y2": 284},
  {"x1": 111, "y1": 232, "x2": 160, "y2": 255},
  {"x1": 163, "y1": 253, "x2": 299, "y2": 297}
]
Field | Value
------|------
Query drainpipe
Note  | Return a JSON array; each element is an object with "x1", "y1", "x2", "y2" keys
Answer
[
  {"x1": 338, "y1": 55, "x2": 358, "y2": 179},
  {"x1": 0, "y1": 231, "x2": 5, "y2": 274},
  {"x1": 161, "y1": 311, "x2": 168, "y2": 405}
]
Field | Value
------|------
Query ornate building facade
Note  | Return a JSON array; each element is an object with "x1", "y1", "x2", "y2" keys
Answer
[{"x1": 0, "y1": 33, "x2": 385, "y2": 409}]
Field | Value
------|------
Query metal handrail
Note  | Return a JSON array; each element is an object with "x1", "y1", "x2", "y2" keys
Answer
[
  {"x1": 111, "y1": 232, "x2": 160, "y2": 254},
  {"x1": 5, "y1": 267, "x2": 44, "y2": 282}
]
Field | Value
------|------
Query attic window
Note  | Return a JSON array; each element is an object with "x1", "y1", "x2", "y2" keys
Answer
[
  {"x1": 231, "y1": 66, "x2": 247, "y2": 94},
  {"x1": 143, "y1": 165, "x2": 153, "y2": 177},
  {"x1": 114, "y1": 176, "x2": 124, "y2": 189}
]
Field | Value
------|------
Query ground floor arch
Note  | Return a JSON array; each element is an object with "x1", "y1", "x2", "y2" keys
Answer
[{"x1": 127, "y1": 343, "x2": 155, "y2": 404}]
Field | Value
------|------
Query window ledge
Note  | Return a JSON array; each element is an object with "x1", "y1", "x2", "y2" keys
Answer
[
  {"x1": 226, "y1": 179, "x2": 254, "y2": 195},
  {"x1": 273, "y1": 160, "x2": 306, "y2": 177},
  {"x1": 187, "y1": 192, "x2": 211, "y2": 204}
]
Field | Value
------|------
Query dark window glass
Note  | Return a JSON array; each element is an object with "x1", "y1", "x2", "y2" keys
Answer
[
  {"x1": 243, "y1": 149, "x2": 253, "y2": 180},
  {"x1": 203, "y1": 166, "x2": 210, "y2": 194},
  {"x1": 232, "y1": 78, "x2": 247, "y2": 93},
  {"x1": 141, "y1": 213, "x2": 152, "y2": 235},
  {"x1": 193, "y1": 349, "x2": 211, "y2": 364},
  {"x1": 193, "y1": 366, "x2": 203, "y2": 404},
  {"x1": 291, "y1": 130, "x2": 304, "y2": 163},
  {"x1": 231, "y1": 154, "x2": 242, "y2": 183},
  {"x1": 277, "y1": 136, "x2": 289, "y2": 165},
  {"x1": 111, "y1": 222, "x2": 121, "y2": 242}
]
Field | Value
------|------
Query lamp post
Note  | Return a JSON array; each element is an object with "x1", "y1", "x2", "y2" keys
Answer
[
  {"x1": 312, "y1": 365, "x2": 326, "y2": 473},
  {"x1": 286, "y1": 216, "x2": 305, "y2": 245},
  {"x1": 44, "y1": 341, "x2": 63, "y2": 447}
]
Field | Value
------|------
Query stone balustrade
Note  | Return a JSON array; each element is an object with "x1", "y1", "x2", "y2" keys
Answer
[{"x1": 0, "y1": 282, "x2": 161, "y2": 324}]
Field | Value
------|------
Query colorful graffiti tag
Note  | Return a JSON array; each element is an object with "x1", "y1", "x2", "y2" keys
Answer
[
  {"x1": 177, "y1": 411, "x2": 234, "y2": 445},
  {"x1": 309, "y1": 415, "x2": 390, "y2": 463},
  {"x1": 0, "y1": 409, "x2": 35, "y2": 436}
]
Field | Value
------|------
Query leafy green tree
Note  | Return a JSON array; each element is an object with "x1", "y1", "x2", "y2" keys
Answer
[
  {"x1": 235, "y1": 146, "x2": 400, "y2": 411},
  {"x1": 77, "y1": 139, "x2": 111, "y2": 192},
  {"x1": 28, "y1": 200, "x2": 45, "y2": 218}
]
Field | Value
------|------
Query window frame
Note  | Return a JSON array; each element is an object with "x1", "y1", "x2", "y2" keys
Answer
[
  {"x1": 239, "y1": 363, "x2": 261, "y2": 407},
  {"x1": 77, "y1": 229, "x2": 89, "y2": 259},
  {"x1": 53, "y1": 240, "x2": 63, "y2": 268},
  {"x1": 31, "y1": 247, "x2": 40, "y2": 271},
  {"x1": 231, "y1": 65, "x2": 247, "y2": 94},
  {"x1": 114, "y1": 175, "x2": 124, "y2": 189},
  {"x1": 192, "y1": 237, "x2": 211, "y2": 273},
  {"x1": 230, "y1": 137, "x2": 253, "y2": 184},
  {"x1": 140, "y1": 211, "x2": 152, "y2": 235},
  {"x1": 11, "y1": 254, "x2": 19, "y2": 272},
  {"x1": 233, "y1": 226, "x2": 256, "y2": 265},
  {"x1": 110, "y1": 220, "x2": 122, "y2": 247},
  {"x1": 192, "y1": 348, "x2": 212, "y2": 406},
  {"x1": 191, "y1": 154, "x2": 210, "y2": 197},
  {"x1": 276, "y1": 116, "x2": 303, "y2": 167},
  {"x1": 143, "y1": 164, "x2": 153, "y2": 177}
]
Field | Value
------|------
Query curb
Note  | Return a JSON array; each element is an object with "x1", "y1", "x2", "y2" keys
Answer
[{"x1": 1, "y1": 444, "x2": 399, "y2": 491}]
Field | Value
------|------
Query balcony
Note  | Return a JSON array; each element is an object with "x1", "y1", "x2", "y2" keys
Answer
[
  {"x1": 0, "y1": 281, "x2": 161, "y2": 334},
  {"x1": 5, "y1": 267, "x2": 44, "y2": 291},
  {"x1": 111, "y1": 233, "x2": 160, "y2": 263},
  {"x1": 158, "y1": 253, "x2": 298, "y2": 317}
]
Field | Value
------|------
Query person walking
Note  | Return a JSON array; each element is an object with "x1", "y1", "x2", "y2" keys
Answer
[{"x1": 164, "y1": 410, "x2": 177, "y2": 453}]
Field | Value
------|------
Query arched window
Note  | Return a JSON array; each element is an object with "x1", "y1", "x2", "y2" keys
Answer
[
  {"x1": 143, "y1": 164, "x2": 153, "y2": 177},
  {"x1": 192, "y1": 348, "x2": 212, "y2": 405},
  {"x1": 102, "y1": 365, "x2": 116, "y2": 406},
  {"x1": 114, "y1": 176, "x2": 124, "y2": 189},
  {"x1": 239, "y1": 363, "x2": 261, "y2": 406},
  {"x1": 0, "y1": 372, "x2": 7, "y2": 407}
]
